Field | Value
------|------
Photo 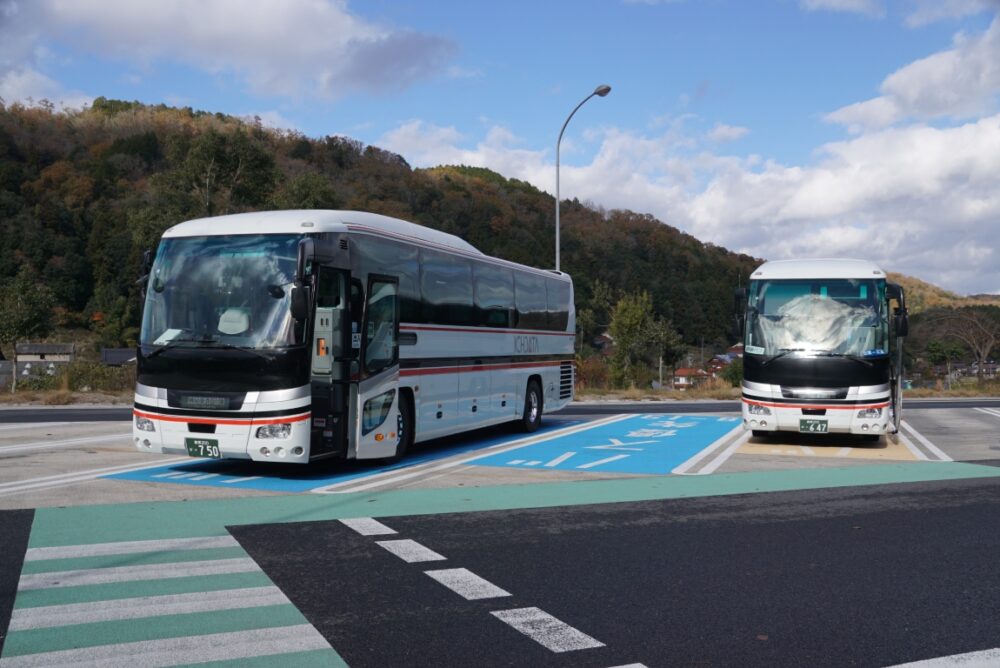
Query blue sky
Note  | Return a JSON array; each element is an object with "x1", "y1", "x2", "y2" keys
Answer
[{"x1": 2, "y1": 0, "x2": 999, "y2": 294}]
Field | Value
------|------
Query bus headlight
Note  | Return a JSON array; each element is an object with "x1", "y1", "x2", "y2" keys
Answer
[
  {"x1": 746, "y1": 403, "x2": 771, "y2": 416},
  {"x1": 256, "y1": 423, "x2": 291, "y2": 439},
  {"x1": 857, "y1": 407, "x2": 882, "y2": 418},
  {"x1": 362, "y1": 390, "x2": 396, "y2": 435},
  {"x1": 135, "y1": 416, "x2": 156, "y2": 432}
]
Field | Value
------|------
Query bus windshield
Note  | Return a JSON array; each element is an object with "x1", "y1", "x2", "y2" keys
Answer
[
  {"x1": 140, "y1": 234, "x2": 302, "y2": 350},
  {"x1": 745, "y1": 278, "x2": 888, "y2": 357}
]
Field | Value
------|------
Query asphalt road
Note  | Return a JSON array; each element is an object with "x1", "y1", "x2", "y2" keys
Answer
[
  {"x1": 232, "y1": 473, "x2": 1000, "y2": 667},
  {"x1": 2, "y1": 397, "x2": 1000, "y2": 423}
]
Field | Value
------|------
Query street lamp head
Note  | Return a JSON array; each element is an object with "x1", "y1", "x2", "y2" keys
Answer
[{"x1": 594, "y1": 84, "x2": 612, "y2": 97}]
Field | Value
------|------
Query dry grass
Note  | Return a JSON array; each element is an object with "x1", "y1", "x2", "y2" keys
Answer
[{"x1": 0, "y1": 390, "x2": 132, "y2": 405}]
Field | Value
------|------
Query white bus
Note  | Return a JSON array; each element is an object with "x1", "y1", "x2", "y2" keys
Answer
[
  {"x1": 133, "y1": 210, "x2": 575, "y2": 463},
  {"x1": 735, "y1": 259, "x2": 908, "y2": 439}
]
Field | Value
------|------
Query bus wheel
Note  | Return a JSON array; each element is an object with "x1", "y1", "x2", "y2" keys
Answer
[
  {"x1": 751, "y1": 430, "x2": 770, "y2": 439},
  {"x1": 520, "y1": 380, "x2": 543, "y2": 433},
  {"x1": 385, "y1": 394, "x2": 414, "y2": 463}
]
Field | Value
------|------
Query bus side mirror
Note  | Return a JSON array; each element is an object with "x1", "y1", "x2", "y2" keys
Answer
[
  {"x1": 296, "y1": 238, "x2": 315, "y2": 284},
  {"x1": 732, "y1": 287, "x2": 747, "y2": 340},
  {"x1": 141, "y1": 249, "x2": 153, "y2": 275},
  {"x1": 894, "y1": 309, "x2": 909, "y2": 337},
  {"x1": 291, "y1": 283, "x2": 309, "y2": 321}
]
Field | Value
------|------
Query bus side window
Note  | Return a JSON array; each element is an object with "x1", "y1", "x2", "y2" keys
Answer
[{"x1": 473, "y1": 262, "x2": 515, "y2": 328}]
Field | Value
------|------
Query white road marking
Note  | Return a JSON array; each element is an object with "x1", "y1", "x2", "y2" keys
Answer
[
  {"x1": 376, "y1": 539, "x2": 446, "y2": 563},
  {"x1": 490, "y1": 607, "x2": 605, "y2": 653},
  {"x1": 152, "y1": 471, "x2": 186, "y2": 478},
  {"x1": 0, "y1": 457, "x2": 189, "y2": 497},
  {"x1": 508, "y1": 459, "x2": 526, "y2": 465},
  {"x1": 9, "y1": 586, "x2": 289, "y2": 630},
  {"x1": 801, "y1": 446, "x2": 815, "y2": 456},
  {"x1": 577, "y1": 454, "x2": 629, "y2": 469},
  {"x1": 169, "y1": 472, "x2": 202, "y2": 479},
  {"x1": 0, "y1": 432, "x2": 132, "y2": 455},
  {"x1": 220, "y1": 476, "x2": 262, "y2": 484},
  {"x1": 0, "y1": 624, "x2": 331, "y2": 668},
  {"x1": 973, "y1": 407, "x2": 1000, "y2": 419},
  {"x1": 887, "y1": 647, "x2": 1000, "y2": 667},
  {"x1": 424, "y1": 568, "x2": 511, "y2": 600},
  {"x1": 894, "y1": 431, "x2": 930, "y2": 461},
  {"x1": 17, "y1": 558, "x2": 258, "y2": 590},
  {"x1": 607, "y1": 664, "x2": 650, "y2": 668},
  {"x1": 313, "y1": 414, "x2": 633, "y2": 494},
  {"x1": 339, "y1": 517, "x2": 397, "y2": 536},
  {"x1": 900, "y1": 420, "x2": 952, "y2": 461},
  {"x1": 545, "y1": 452, "x2": 576, "y2": 467},
  {"x1": 836, "y1": 447, "x2": 852, "y2": 457},
  {"x1": 191, "y1": 473, "x2": 220, "y2": 481},
  {"x1": 25, "y1": 536, "x2": 237, "y2": 561},
  {"x1": 695, "y1": 430, "x2": 752, "y2": 475},
  {"x1": 0, "y1": 421, "x2": 74, "y2": 432},
  {"x1": 671, "y1": 424, "x2": 744, "y2": 474},
  {"x1": 525, "y1": 460, "x2": 542, "y2": 466}
]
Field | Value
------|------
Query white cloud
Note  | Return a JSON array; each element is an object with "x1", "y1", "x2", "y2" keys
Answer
[
  {"x1": 0, "y1": 66, "x2": 89, "y2": 108},
  {"x1": 378, "y1": 114, "x2": 1000, "y2": 295},
  {"x1": 707, "y1": 123, "x2": 749, "y2": 142},
  {"x1": 798, "y1": 0, "x2": 885, "y2": 17},
  {"x1": 826, "y1": 16, "x2": 1000, "y2": 130},
  {"x1": 0, "y1": 0, "x2": 455, "y2": 103},
  {"x1": 905, "y1": 0, "x2": 1000, "y2": 26}
]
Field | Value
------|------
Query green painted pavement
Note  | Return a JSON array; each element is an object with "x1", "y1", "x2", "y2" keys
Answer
[
  {"x1": 26, "y1": 461, "x2": 1000, "y2": 548},
  {"x1": 19, "y1": 546, "x2": 248, "y2": 575},
  {"x1": 175, "y1": 649, "x2": 346, "y2": 667},
  {"x1": 12, "y1": 571, "x2": 274, "y2": 610},
  {"x1": 3, "y1": 604, "x2": 303, "y2": 657}
]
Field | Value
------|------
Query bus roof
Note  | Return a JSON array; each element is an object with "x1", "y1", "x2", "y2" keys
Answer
[
  {"x1": 162, "y1": 210, "x2": 483, "y2": 256},
  {"x1": 751, "y1": 258, "x2": 886, "y2": 280}
]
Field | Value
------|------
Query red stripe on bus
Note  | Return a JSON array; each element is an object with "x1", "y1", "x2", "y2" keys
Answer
[
  {"x1": 400, "y1": 324, "x2": 574, "y2": 337},
  {"x1": 133, "y1": 409, "x2": 311, "y2": 426},
  {"x1": 742, "y1": 398, "x2": 889, "y2": 411},
  {"x1": 400, "y1": 361, "x2": 567, "y2": 377}
]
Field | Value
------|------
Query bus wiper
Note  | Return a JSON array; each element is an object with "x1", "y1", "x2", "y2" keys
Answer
[
  {"x1": 144, "y1": 338, "x2": 201, "y2": 359},
  {"x1": 814, "y1": 352, "x2": 874, "y2": 367},
  {"x1": 761, "y1": 348, "x2": 807, "y2": 367},
  {"x1": 199, "y1": 340, "x2": 276, "y2": 361}
]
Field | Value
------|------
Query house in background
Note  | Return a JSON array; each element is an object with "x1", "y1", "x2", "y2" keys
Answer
[
  {"x1": 15, "y1": 343, "x2": 75, "y2": 380},
  {"x1": 673, "y1": 367, "x2": 711, "y2": 390}
]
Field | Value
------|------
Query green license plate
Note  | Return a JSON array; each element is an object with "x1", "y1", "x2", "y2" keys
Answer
[
  {"x1": 799, "y1": 419, "x2": 828, "y2": 433},
  {"x1": 185, "y1": 437, "x2": 221, "y2": 458}
]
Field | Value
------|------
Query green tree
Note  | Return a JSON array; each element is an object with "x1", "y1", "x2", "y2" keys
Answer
[
  {"x1": 272, "y1": 172, "x2": 341, "y2": 209},
  {"x1": 939, "y1": 306, "x2": 1000, "y2": 384},
  {"x1": 646, "y1": 316, "x2": 685, "y2": 388},
  {"x1": 0, "y1": 265, "x2": 56, "y2": 360},
  {"x1": 720, "y1": 357, "x2": 743, "y2": 387},
  {"x1": 609, "y1": 291, "x2": 652, "y2": 388}
]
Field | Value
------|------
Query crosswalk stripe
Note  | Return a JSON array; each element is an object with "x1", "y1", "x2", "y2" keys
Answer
[
  {"x1": 24, "y1": 536, "x2": 237, "y2": 562},
  {"x1": 18, "y1": 558, "x2": 258, "y2": 591}
]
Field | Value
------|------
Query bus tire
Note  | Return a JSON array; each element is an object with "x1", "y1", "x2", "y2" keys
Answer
[
  {"x1": 520, "y1": 380, "x2": 543, "y2": 433},
  {"x1": 385, "y1": 393, "x2": 414, "y2": 463},
  {"x1": 751, "y1": 430, "x2": 770, "y2": 439}
]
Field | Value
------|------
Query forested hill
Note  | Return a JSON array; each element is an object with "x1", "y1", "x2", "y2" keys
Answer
[
  {"x1": 886, "y1": 273, "x2": 1000, "y2": 315},
  {"x1": 0, "y1": 98, "x2": 759, "y2": 349}
]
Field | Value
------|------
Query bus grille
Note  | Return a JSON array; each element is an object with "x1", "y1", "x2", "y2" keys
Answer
[{"x1": 560, "y1": 362, "x2": 574, "y2": 399}]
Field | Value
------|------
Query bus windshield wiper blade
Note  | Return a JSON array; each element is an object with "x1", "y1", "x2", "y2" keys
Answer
[
  {"x1": 815, "y1": 352, "x2": 874, "y2": 367},
  {"x1": 761, "y1": 348, "x2": 807, "y2": 367},
  {"x1": 144, "y1": 338, "x2": 200, "y2": 359},
  {"x1": 200, "y1": 340, "x2": 276, "y2": 361}
]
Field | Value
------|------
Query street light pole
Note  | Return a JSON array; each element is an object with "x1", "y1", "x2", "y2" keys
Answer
[{"x1": 555, "y1": 84, "x2": 611, "y2": 273}]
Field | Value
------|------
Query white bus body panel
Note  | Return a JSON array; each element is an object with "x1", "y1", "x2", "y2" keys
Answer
[{"x1": 741, "y1": 381, "x2": 892, "y2": 435}]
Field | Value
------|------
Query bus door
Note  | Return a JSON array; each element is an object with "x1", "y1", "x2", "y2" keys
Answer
[
  {"x1": 354, "y1": 275, "x2": 401, "y2": 459},
  {"x1": 310, "y1": 267, "x2": 351, "y2": 458}
]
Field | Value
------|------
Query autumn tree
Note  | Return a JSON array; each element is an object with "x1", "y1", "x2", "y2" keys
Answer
[{"x1": 939, "y1": 306, "x2": 1000, "y2": 384}]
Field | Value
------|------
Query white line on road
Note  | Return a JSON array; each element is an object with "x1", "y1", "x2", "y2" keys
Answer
[
  {"x1": 577, "y1": 454, "x2": 629, "y2": 469},
  {"x1": 339, "y1": 517, "x2": 397, "y2": 536},
  {"x1": 887, "y1": 647, "x2": 1000, "y2": 667},
  {"x1": 900, "y1": 420, "x2": 952, "y2": 461},
  {"x1": 671, "y1": 424, "x2": 745, "y2": 474},
  {"x1": 312, "y1": 414, "x2": 633, "y2": 494},
  {"x1": 974, "y1": 407, "x2": 1000, "y2": 419},
  {"x1": 0, "y1": 432, "x2": 132, "y2": 455},
  {"x1": 490, "y1": 607, "x2": 605, "y2": 653},
  {"x1": 24, "y1": 536, "x2": 237, "y2": 561},
  {"x1": 836, "y1": 447, "x2": 852, "y2": 458},
  {"x1": 0, "y1": 457, "x2": 189, "y2": 497},
  {"x1": 695, "y1": 430, "x2": 752, "y2": 475},
  {"x1": 525, "y1": 460, "x2": 542, "y2": 466},
  {"x1": 424, "y1": 568, "x2": 511, "y2": 600},
  {"x1": 0, "y1": 421, "x2": 75, "y2": 432},
  {"x1": 0, "y1": 624, "x2": 331, "y2": 668},
  {"x1": 895, "y1": 430, "x2": 930, "y2": 461},
  {"x1": 507, "y1": 459, "x2": 525, "y2": 465},
  {"x1": 801, "y1": 446, "x2": 815, "y2": 456},
  {"x1": 545, "y1": 452, "x2": 576, "y2": 467},
  {"x1": 9, "y1": 586, "x2": 289, "y2": 630},
  {"x1": 18, "y1": 557, "x2": 259, "y2": 590},
  {"x1": 376, "y1": 539, "x2": 446, "y2": 563},
  {"x1": 219, "y1": 476, "x2": 262, "y2": 484}
]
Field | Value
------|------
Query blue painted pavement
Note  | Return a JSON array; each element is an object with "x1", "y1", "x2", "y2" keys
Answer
[
  {"x1": 103, "y1": 421, "x2": 577, "y2": 493},
  {"x1": 474, "y1": 414, "x2": 741, "y2": 474}
]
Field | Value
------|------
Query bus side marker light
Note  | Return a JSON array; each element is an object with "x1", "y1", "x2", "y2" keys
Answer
[{"x1": 375, "y1": 433, "x2": 384, "y2": 442}]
